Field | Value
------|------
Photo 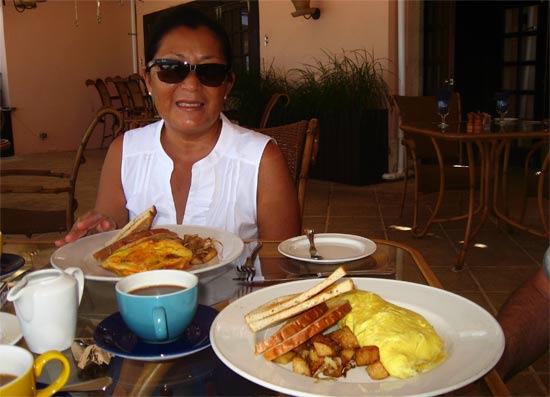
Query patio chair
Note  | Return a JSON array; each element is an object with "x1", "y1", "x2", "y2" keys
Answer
[
  {"x1": 0, "y1": 108, "x2": 124, "y2": 238},
  {"x1": 254, "y1": 118, "x2": 320, "y2": 228},
  {"x1": 394, "y1": 93, "x2": 483, "y2": 236}
]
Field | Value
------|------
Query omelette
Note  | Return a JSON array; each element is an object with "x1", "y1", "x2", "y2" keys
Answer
[
  {"x1": 337, "y1": 290, "x2": 446, "y2": 379},
  {"x1": 101, "y1": 239, "x2": 193, "y2": 276}
]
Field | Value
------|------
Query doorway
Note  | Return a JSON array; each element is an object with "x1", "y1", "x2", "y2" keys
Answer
[{"x1": 423, "y1": 1, "x2": 549, "y2": 120}]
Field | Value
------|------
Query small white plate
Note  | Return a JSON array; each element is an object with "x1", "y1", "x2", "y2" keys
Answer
[
  {"x1": 0, "y1": 312, "x2": 22, "y2": 345},
  {"x1": 51, "y1": 225, "x2": 244, "y2": 282},
  {"x1": 278, "y1": 233, "x2": 376, "y2": 264}
]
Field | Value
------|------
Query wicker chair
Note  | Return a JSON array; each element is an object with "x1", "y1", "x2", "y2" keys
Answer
[
  {"x1": 394, "y1": 93, "x2": 483, "y2": 237},
  {"x1": 254, "y1": 118, "x2": 320, "y2": 228},
  {"x1": 0, "y1": 108, "x2": 124, "y2": 238}
]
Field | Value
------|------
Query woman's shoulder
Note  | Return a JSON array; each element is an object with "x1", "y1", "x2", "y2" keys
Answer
[{"x1": 122, "y1": 120, "x2": 163, "y2": 157}]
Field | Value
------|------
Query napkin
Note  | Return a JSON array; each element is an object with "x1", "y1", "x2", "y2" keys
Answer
[{"x1": 71, "y1": 339, "x2": 113, "y2": 378}]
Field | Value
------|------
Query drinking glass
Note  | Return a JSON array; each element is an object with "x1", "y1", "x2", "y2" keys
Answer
[
  {"x1": 496, "y1": 97, "x2": 508, "y2": 125},
  {"x1": 437, "y1": 98, "x2": 449, "y2": 128}
]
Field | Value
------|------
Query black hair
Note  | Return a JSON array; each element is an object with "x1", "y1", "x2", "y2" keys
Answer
[{"x1": 145, "y1": 5, "x2": 233, "y2": 70}]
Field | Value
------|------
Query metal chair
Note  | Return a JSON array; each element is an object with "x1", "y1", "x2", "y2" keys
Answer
[
  {"x1": 394, "y1": 93, "x2": 483, "y2": 237},
  {"x1": 254, "y1": 118, "x2": 320, "y2": 228},
  {"x1": 0, "y1": 108, "x2": 124, "y2": 237},
  {"x1": 259, "y1": 93, "x2": 290, "y2": 128}
]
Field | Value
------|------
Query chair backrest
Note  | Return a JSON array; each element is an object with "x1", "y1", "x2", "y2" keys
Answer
[
  {"x1": 0, "y1": 108, "x2": 124, "y2": 236},
  {"x1": 106, "y1": 76, "x2": 133, "y2": 110},
  {"x1": 128, "y1": 73, "x2": 155, "y2": 114},
  {"x1": 393, "y1": 93, "x2": 462, "y2": 124},
  {"x1": 259, "y1": 93, "x2": 291, "y2": 128},
  {"x1": 393, "y1": 93, "x2": 463, "y2": 162},
  {"x1": 85, "y1": 78, "x2": 114, "y2": 108},
  {"x1": 253, "y1": 118, "x2": 320, "y2": 222}
]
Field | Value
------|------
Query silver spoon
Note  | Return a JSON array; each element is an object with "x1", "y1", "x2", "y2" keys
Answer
[
  {"x1": 305, "y1": 229, "x2": 323, "y2": 260},
  {"x1": 58, "y1": 376, "x2": 113, "y2": 392}
]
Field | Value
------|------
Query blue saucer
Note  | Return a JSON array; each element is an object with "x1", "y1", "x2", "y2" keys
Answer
[
  {"x1": 0, "y1": 253, "x2": 25, "y2": 278},
  {"x1": 93, "y1": 305, "x2": 217, "y2": 361}
]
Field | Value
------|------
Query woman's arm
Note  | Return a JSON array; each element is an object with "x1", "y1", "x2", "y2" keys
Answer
[
  {"x1": 256, "y1": 141, "x2": 300, "y2": 240},
  {"x1": 94, "y1": 135, "x2": 129, "y2": 227},
  {"x1": 496, "y1": 266, "x2": 550, "y2": 381}
]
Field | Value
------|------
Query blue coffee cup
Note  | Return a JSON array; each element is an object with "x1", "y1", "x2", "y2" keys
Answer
[{"x1": 115, "y1": 270, "x2": 198, "y2": 343}]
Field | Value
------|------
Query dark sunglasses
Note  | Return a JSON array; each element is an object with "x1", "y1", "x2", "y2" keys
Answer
[{"x1": 146, "y1": 59, "x2": 229, "y2": 87}]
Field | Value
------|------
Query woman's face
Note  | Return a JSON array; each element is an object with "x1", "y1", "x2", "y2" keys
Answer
[{"x1": 145, "y1": 25, "x2": 233, "y2": 136}]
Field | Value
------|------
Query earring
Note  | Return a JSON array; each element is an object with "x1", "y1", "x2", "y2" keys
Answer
[{"x1": 148, "y1": 92, "x2": 152, "y2": 96}]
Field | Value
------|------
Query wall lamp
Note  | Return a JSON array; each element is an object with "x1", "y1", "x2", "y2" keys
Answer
[
  {"x1": 291, "y1": 0, "x2": 321, "y2": 20},
  {"x1": 13, "y1": 0, "x2": 46, "y2": 13}
]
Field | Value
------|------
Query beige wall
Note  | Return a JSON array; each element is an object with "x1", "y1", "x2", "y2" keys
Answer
[
  {"x1": 2, "y1": 1, "x2": 133, "y2": 154},
  {"x1": 2, "y1": 0, "x2": 402, "y2": 171}
]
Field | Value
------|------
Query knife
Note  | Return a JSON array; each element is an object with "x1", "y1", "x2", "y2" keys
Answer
[{"x1": 234, "y1": 269, "x2": 394, "y2": 284}]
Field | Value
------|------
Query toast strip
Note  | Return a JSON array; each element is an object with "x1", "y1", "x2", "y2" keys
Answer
[
  {"x1": 105, "y1": 205, "x2": 157, "y2": 246},
  {"x1": 254, "y1": 303, "x2": 329, "y2": 354},
  {"x1": 245, "y1": 266, "x2": 347, "y2": 325},
  {"x1": 247, "y1": 278, "x2": 355, "y2": 332},
  {"x1": 262, "y1": 300, "x2": 352, "y2": 361}
]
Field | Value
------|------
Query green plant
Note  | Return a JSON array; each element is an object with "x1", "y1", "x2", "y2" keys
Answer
[{"x1": 287, "y1": 49, "x2": 393, "y2": 119}]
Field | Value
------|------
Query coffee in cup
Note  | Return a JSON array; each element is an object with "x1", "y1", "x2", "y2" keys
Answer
[
  {"x1": 0, "y1": 345, "x2": 70, "y2": 397},
  {"x1": 115, "y1": 269, "x2": 198, "y2": 343}
]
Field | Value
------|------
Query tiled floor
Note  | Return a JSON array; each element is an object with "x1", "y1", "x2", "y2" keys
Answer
[{"x1": 1, "y1": 148, "x2": 548, "y2": 396}]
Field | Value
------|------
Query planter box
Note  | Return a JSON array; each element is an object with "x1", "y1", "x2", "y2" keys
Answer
[{"x1": 311, "y1": 109, "x2": 388, "y2": 185}]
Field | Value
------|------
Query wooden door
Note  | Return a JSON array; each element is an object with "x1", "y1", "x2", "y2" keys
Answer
[
  {"x1": 423, "y1": 1, "x2": 456, "y2": 95},
  {"x1": 143, "y1": 0, "x2": 260, "y2": 76}
]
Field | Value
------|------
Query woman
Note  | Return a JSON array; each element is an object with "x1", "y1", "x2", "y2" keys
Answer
[{"x1": 56, "y1": 6, "x2": 299, "y2": 246}]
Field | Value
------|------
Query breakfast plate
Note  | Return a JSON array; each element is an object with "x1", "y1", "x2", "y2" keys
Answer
[
  {"x1": 210, "y1": 278, "x2": 504, "y2": 397},
  {"x1": 278, "y1": 234, "x2": 376, "y2": 264},
  {"x1": 0, "y1": 312, "x2": 23, "y2": 345},
  {"x1": 94, "y1": 305, "x2": 217, "y2": 361},
  {"x1": 51, "y1": 225, "x2": 244, "y2": 282}
]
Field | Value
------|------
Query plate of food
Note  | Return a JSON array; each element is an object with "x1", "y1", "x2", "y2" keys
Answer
[
  {"x1": 278, "y1": 234, "x2": 376, "y2": 264},
  {"x1": 51, "y1": 208, "x2": 244, "y2": 282},
  {"x1": 210, "y1": 268, "x2": 504, "y2": 397}
]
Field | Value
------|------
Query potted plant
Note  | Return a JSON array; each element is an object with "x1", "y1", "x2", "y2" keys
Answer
[
  {"x1": 228, "y1": 49, "x2": 393, "y2": 185},
  {"x1": 286, "y1": 49, "x2": 392, "y2": 185}
]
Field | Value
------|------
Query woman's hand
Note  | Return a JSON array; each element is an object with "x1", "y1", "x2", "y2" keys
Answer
[{"x1": 55, "y1": 210, "x2": 117, "y2": 247}]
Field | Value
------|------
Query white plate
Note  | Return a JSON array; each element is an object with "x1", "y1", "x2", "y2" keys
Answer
[
  {"x1": 0, "y1": 312, "x2": 22, "y2": 345},
  {"x1": 210, "y1": 278, "x2": 504, "y2": 397},
  {"x1": 51, "y1": 225, "x2": 244, "y2": 282},
  {"x1": 278, "y1": 234, "x2": 376, "y2": 264}
]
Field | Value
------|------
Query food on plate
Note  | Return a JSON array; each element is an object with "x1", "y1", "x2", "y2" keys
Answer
[
  {"x1": 337, "y1": 289, "x2": 446, "y2": 379},
  {"x1": 106, "y1": 205, "x2": 157, "y2": 246},
  {"x1": 100, "y1": 236, "x2": 193, "y2": 276},
  {"x1": 262, "y1": 300, "x2": 352, "y2": 361},
  {"x1": 245, "y1": 266, "x2": 353, "y2": 333},
  {"x1": 248, "y1": 267, "x2": 446, "y2": 381},
  {"x1": 182, "y1": 234, "x2": 218, "y2": 265},
  {"x1": 93, "y1": 228, "x2": 178, "y2": 261},
  {"x1": 91, "y1": 206, "x2": 220, "y2": 275}
]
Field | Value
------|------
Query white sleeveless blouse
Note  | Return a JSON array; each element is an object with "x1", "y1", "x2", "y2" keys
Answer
[{"x1": 121, "y1": 114, "x2": 270, "y2": 239}]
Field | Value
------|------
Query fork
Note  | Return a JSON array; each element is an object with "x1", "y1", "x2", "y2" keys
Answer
[
  {"x1": 235, "y1": 241, "x2": 263, "y2": 281},
  {"x1": 305, "y1": 229, "x2": 323, "y2": 260}
]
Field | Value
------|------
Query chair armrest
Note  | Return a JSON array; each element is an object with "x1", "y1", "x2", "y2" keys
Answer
[{"x1": 1, "y1": 169, "x2": 70, "y2": 178}]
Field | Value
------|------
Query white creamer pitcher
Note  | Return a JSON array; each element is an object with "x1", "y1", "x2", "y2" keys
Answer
[{"x1": 7, "y1": 267, "x2": 84, "y2": 353}]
